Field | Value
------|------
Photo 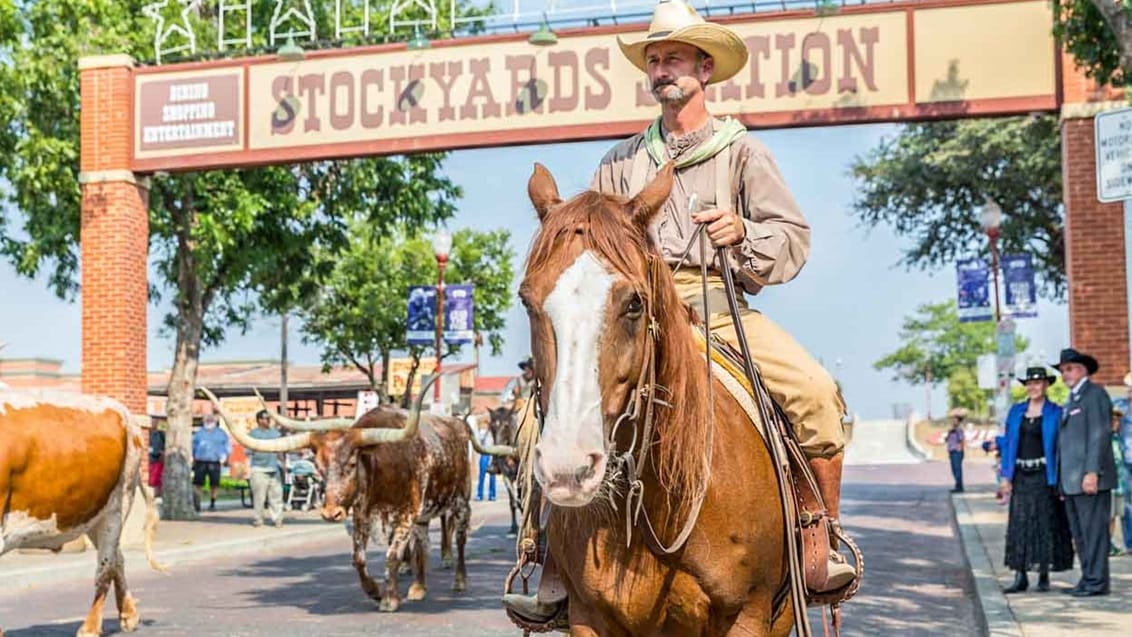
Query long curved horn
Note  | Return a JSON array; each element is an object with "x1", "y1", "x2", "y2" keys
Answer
[
  {"x1": 252, "y1": 388, "x2": 355, "y2": 431},
  {"x1": 463, "y1": 414, "x2": 517, "y2": 457},
  {"x1": 357, "y1": 372, "x2": 440, "y2": 446},
  {"x1": 199, "y1": 387, "x2": 313, "y2": 453}
]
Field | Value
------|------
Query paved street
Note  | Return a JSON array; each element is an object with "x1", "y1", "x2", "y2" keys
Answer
[{"x1": 0, "y1": 461, "x2": 981, "y2": 636}]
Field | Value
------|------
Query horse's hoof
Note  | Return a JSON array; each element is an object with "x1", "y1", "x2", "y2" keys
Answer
[
  {"x1": 441, "y1": 557, "x2": 454, "y2": 570},
  {"x1": 454, "y1": 575, "x2": 467, "y2": 592},
  {"x1": 407, "y1": 583, "x2": 427, "y2": 601},
  {"x1": 76, "y1": 627, "x2": 101, "y2": 637},
  {"x1": 379, "y1": 597, "x2": 401, "y2": 613},
  {"x1": 506, "y1": 529, "x2": 518, "y2": 537},
  {"x1": 398, "y1": 562, "x2": 412, "y2": 575},
  {"x1": 119, "y1": 613, "x2": 140, "y2": 632}
]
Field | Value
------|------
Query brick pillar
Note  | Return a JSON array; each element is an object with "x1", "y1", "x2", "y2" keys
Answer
[
  {"x1": 78, "y1": 55, "x2": 150, "y2": 416},
  {"x1": 1061, "y1": 109, "x2": 1130, "y2": 386}
]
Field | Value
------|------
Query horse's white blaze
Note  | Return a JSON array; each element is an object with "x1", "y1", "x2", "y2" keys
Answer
[{"x1": 538, "y1": 251, "x2": 613, "y2": 496}]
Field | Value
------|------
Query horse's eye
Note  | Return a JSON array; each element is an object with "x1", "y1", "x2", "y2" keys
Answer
[{"x1": 625, "y1": 294, "x2": 643, "y2": 318}]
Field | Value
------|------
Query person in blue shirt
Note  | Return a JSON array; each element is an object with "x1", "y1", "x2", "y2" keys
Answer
[
  {"x1": 192, "y1": 414, "x2": 231, "y2": 512},
  {"x1": 998, "y1": 366, "x2": 1074, "y2": 593}
]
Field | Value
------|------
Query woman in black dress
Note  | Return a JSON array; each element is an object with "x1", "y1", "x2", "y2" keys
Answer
[{"x1": 998, "y1": 366, "x2": 1074, "y2": 593}]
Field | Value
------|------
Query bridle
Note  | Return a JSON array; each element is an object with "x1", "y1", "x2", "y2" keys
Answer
[{"x1": 532, "y1": 224, "x2": 717, "y2": 556}]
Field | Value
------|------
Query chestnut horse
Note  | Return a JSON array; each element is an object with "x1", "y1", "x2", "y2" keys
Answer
[{"x1": 519, "y1": 163, "x2": 793, "y2": 636}]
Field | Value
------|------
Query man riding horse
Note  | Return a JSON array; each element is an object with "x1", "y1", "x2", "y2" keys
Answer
[{"x1": 503, "y1": 0, "x2": 855, "y2": 624}]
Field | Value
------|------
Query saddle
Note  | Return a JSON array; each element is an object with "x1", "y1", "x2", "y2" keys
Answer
[{"x1": 692, "y1": 327, "x2": 862, "y2": 608}]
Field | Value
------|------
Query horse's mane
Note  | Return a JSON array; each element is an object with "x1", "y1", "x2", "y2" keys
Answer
[{"x1": 526, "y1": 190, "x2": 712, "y2": 530}]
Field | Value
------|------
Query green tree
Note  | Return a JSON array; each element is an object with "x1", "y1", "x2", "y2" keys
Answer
[
  {"x1": 849, "y1": 116, "x2": 1065, "y2": 299},
  {"x1": 1053, "y1": 0, "x2": 1131, "y2": 87},
  {"x1": 0, "y1": 1, "x2": 484, "y2": 520},
  {"x1": 874, "y1": 301, "x2": 1028, "y2": 414},
  {"x1": 300, "y1": 226, "x2": 515, "y2": 403}
]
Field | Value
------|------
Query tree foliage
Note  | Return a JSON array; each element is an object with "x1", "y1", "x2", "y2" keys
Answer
[
  {"x1": 0, "y1": 1, "x2": 482, "y2": 519},
  {"x1": 300, "y1": 225, "x2": 515, "y2": 399},
  {"x1": 849, "y1": 116, "x2": 1065, "y2": 299},
  {"x1": 874, "y1": 301, "x2": 1028, "y2": 413},
  {"x1": 1053, "y1": 0, "x2": 1132, "y2": 87}
]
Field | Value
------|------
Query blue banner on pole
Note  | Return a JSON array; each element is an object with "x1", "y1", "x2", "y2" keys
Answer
[
  {"x1": 956, "y1": 259, "x2": 993, "y2": 323},
  {"x1": 406, "y1": 285, "x2": 437, "y2": 346},
  {"x1": 1002, "y1": 254, "x2": 1037, "y2": 318},
  {"x1": 444, "y1": 284, "x2": 475, "y2": 344}
]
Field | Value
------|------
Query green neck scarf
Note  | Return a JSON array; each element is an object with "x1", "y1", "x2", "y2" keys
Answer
[{"x1": 644, "y1": 116, "x2": 747, "y2": 169}]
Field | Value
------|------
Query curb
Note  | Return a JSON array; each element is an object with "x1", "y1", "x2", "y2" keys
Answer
[
  {"x1": 3, "y1": 522, "x2": 345, "y2": 592},
  {"x1": 950, "y1": 493, "x2": 1024, "y2": 637},
  {"x1": 904, "y1": 417, "x2": 931, "y2": 461}
]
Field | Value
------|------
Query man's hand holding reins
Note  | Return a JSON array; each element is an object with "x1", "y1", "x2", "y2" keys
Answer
[{"x1": 692, "y1": 208, "x2": 746, "y2": 247}]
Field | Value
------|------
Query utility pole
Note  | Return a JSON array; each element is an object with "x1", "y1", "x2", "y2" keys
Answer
[
  {"x1": 280, "y1": 312, "x2": 289, "y2": 416},
  {"x1": 925, "y1": 363, "x2": 932, "y2": 423}
]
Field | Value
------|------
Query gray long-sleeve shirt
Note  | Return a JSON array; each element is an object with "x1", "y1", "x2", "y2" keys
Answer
[{"x1": 590, "y1": 117, "x2": 810, "y2": 295}]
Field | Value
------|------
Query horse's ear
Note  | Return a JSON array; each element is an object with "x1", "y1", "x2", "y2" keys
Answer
[
  {"x1": 626, "y1": 162, "x2": 674, "y2": 229},
  {"x1": 528, "y1": 163, "x2": 561, "y2": 221}
]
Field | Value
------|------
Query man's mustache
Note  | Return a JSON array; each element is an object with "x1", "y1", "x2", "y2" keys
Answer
[{"x1": 651, "y1": 79, "x2": 676, "y2": 91}]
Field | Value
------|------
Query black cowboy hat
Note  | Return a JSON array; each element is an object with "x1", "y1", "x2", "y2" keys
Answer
[
  {"x1": 518, "y1": 357, "x2": 534, "y2": 371},
  {"x1": 1016, "y1": 366, "x2": 1056, "y2": 385},
  {"x1": 1051, "y1": 348, "x2": 1099, "y2": 375}
]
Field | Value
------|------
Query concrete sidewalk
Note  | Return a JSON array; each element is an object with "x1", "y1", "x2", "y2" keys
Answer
[
  {"x1": 0, "y1": 502, "x2": 344, "y2": 592},
  {"x1": 952, "y1": 488, "x2": 1131, "y2": 637}
]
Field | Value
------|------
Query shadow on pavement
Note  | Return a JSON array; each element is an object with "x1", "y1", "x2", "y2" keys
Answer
[{"x1": 220, "y1": 521, "x2": 517, "y2": 619}]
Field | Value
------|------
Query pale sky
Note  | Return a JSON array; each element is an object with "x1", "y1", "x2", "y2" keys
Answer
[{"x1": 0, "y1": 122, "x2": 1071, "y2": 419}]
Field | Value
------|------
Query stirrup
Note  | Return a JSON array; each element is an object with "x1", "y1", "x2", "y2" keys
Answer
[{"x1": 503, "y1": 593, "x2": 569, "y2": 633}]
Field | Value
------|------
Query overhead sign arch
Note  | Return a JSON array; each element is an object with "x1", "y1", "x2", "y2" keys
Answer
[{"x1": 76, "y1": 0, "x2": 1129, "y2": 423}]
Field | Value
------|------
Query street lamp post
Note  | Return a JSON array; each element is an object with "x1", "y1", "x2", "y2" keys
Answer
[
  {"x1": 980, "y1": 199, "x2": 1003, "y2": 323},
  {"x1": 432, "y1": 230, "x2": 453, "y2": 409},
  {"x1": 980, "y1": 199, "x2": 1010, "y2": 425}
]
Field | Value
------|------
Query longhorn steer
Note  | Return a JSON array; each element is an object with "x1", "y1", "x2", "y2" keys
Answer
[
  {"x1": 483, "y1": 405, "x2": 523, "y2": 536},
  {"x1": 0, "y1": 390, "x2": 164, "y2": 637},
  {"x1": 203, "y1": 381, "x2": 513, "y2": 612}
]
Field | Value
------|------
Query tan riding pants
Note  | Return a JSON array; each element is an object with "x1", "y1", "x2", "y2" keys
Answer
[{"x1": 672, "y1": 269, "x2": 847, "y2": 460}]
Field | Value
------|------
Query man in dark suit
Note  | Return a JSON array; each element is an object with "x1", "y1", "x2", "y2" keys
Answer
[{"x1": 1054, "y1": 348, "x2": 1116, "y2": 596}]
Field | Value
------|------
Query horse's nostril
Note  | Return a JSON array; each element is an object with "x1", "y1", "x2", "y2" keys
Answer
[{"x1": 573, "y1": 453, "x2": 603, "y2": 484}]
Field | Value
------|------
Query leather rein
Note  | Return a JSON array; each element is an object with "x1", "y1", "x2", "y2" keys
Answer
[{"x1": 528, "y1": 217, "x2": 818, "y2": 637}]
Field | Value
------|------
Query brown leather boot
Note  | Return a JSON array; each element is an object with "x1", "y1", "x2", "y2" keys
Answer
[
  {"x1": 809, "y1": 452, "x2": 856, "y2": 592},
  {"x1": 501, "y1": 551, "x2": 569, "y2": 627}
]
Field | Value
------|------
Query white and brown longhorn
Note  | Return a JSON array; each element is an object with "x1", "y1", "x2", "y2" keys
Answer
[{"x1": 1, "y1": 389, "x2": 166, "y2": 637}]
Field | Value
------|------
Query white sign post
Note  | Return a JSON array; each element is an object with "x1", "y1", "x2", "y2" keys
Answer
[
  {"x1": 1096, "y1": 107, "x2": 1132, "y2": 375},
  {"x1": 1095, "y1": 106, "x2": 1132, "y2": 203}
]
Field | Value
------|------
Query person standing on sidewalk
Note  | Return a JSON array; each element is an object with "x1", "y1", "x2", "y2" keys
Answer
[
  {"x1": 474, "y1": 415, "x2": 497, "y2": 502},
  {"x1": 1119, "y1": 373, "x2": 1132, "y2": 554},
  {"x1": 192, "y1": 414, "x2": 231, "y2": 512},
  {"x1": 946, "y1": 408, "x2": 968, "y2": 493},
  {"x1": 248, "y1": 409, "x2": 285, "y2": 528},
  {"x1": 1109, "y1": 407, "x2": 1128, "y2": 556},
  {"x1": 998, "y1": 367, "x2": 1073, "y2": 593},
  {"x1": 1055, "y1": 348, "x2": 1116, "y2": 597}
]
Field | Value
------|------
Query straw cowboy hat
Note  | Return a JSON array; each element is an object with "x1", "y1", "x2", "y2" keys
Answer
[
  {"x1": 617, "y1": 0, "x2": 749, "y2": 84},
  {"x1": 948, "y1": 407, "x2": 969, "y2": 419}
]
